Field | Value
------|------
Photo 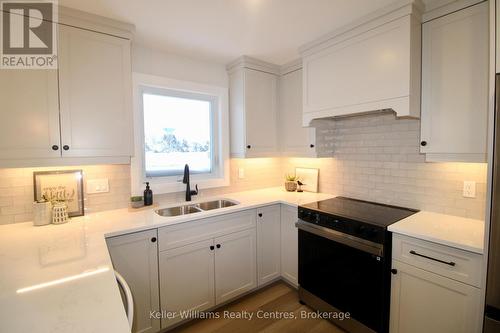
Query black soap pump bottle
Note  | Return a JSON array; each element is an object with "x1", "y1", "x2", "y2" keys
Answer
[{"x1": 144, "y1": 182, "x2": 153, "y2": 206}]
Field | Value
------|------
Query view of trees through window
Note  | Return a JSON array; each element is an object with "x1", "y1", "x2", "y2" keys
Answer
[{"x1": 142, "y1": 91, "x2": 212, "y2": 177}]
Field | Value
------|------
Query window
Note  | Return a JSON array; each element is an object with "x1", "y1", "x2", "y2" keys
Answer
[
  {"x1": 142, "y1": 89, "x2": 214, "y2": 177},
  {"x1": 131, "y1": 74, "x2": 229, "y2": 195}
]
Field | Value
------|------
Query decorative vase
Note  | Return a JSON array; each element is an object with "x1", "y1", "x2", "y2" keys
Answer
[
  {"x1": 33, "y1": 201, "x2": 52, "y2": 226},
  {"x1": 52, "y1": 202, "x2": 69, "y2": 225},
  {"x1": 285, "y1": 181, "x2": 297, "y2": 192}
]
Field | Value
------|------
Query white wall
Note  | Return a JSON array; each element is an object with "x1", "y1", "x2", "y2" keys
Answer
[{"x1": 132, "y1": 44, "x2": 228, "y2": 87}]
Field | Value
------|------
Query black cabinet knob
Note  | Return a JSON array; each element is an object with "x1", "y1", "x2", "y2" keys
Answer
[
  {"x1": 310, "y1": 144, "x2": 315, "y2": 148},
  {"x1": 63, "y1": 145, "x2": 70, "y2": 151},
  {"x1": 246, "y1": 145, "x2": 251, "y2": 149},
  {"x1": 52, "y1": 145, "x2": 59, "y2": 151},
  {"x1": 216, "y1": 244, "x2": 221, "y2": 249},
  {"x1": 391, "y1": 269, "x2": 398, "y2": 275},
  {"x1": 151, "y1": 237, "x2": 157, "y2": 243},
  {"x1": 420, "y1": 141, "x2": 427, "y2": 147},
  {"x1": 258, "y1": 213, "x2": 263, "y2": 217},
  {"x1": 210, "y1": 245, "x2": 215, "y2": 251}
]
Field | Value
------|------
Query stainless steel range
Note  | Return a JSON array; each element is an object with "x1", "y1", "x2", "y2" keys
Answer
[{"x1": 297, "y1": 197, "x2": 418, "y2": 333}]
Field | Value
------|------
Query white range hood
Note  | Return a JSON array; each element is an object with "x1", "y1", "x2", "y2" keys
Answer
[{"x1": 299, "y1": 0, "x2": 424, "y2": 126}]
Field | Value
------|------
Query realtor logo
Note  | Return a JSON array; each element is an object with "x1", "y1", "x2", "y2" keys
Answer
[{"x1": 1, "y1": 0, "x2": 57, "y2": 69}]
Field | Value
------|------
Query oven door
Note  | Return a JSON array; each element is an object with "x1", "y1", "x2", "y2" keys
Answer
[{"x1": 297, "y1": 220, "x2": 389, "y2": 333}]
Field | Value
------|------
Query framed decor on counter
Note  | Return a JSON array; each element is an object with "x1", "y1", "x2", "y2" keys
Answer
[
  {"x1": 295, "y1": 167, "x2": 319, "y2": 192},
  {"x1": 33, "y1": 170, "x2": 84, "y2": 217}
]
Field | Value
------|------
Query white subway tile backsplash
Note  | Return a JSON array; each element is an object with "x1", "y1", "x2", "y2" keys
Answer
[{"x1": 284, "y1": 112, "x2": 488, "y2": 220}]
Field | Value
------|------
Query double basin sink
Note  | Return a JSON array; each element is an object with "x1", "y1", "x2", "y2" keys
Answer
[{"x1": 155, "y1": 199, "x2": 239, "y2": 217}]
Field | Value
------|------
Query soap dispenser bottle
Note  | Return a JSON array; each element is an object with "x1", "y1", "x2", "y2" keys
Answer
[{"x1": 144, "y1": 182, "x2": 153, "y2": 206}]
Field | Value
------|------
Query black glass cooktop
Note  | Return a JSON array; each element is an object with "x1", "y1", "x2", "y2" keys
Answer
[{"x1": 300, "y1": 197, "x2": 418, "y2": 228}]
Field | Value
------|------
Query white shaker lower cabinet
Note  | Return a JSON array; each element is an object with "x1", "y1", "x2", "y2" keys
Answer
[
  {"x1": 390, "y1": 234, "x2": 483, "y2": 333},
  {"x1": 390, "y1": 260, "x2": 482, "y2": 333},
  {"x1": 256, "y1": 205, "x2": 281, "y2": 286},
  {"x1": 420, "y1": 2, "x2": 488, "y2": 162},
  {"x1": 280, "y1": 204, "x2": 299, "y2": 287},
  {"x1": 157, "y1": 211, "x2": 257, "y2": 330},
  {"x1": 58, "y1": 24, "x2": 133, "y2": 158},
  {"x1": 106, "y1": 230, "x2": 161, "y2": 333},
  {"x1": 215, "y1": 229, "x2": 257, "y2": 304},
  {"x1": 159, "y1": 239, "x2": 215, "y2": 328}
]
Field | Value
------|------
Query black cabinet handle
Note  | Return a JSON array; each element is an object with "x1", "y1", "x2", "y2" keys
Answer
[
  {"x1": 52, "y1": 145, "x2": 59, "y2": 151},
  {"x1": 246, "y1": 145, "x2": 251, "y2": 149},
  {"x1": 409, "y1": 250, "x2": 456, "y2": 266},
  {"x1": 258, "y1": 213, "x2": 263, "y2": 217},
  {"x1": 151, "y1": 237, "x2": 157, "y2": 243},
  {"x1": 63, "y1": 145, "x2": 70, "y2": 151},
  {"x1": 216, "y1": 244, "x2": 221, "y2": 249},
  {"x1": 420, "y1": 141, "x2": 427, "y2": 147},
  {"x1": 310, "y1": 144, "x2": 315, "y2": 148},
  {"x1": 391, "y1": 269, "x2": 398, "y2": 275},
  {"x1": 210, "y1": 245, "x2": 215, "y2": 251}
]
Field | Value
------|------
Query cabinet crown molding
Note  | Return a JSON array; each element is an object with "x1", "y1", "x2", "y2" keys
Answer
[
  {"x1": 280, "y1": 58, "x2": 303, "y2": 75},
  {"x1": 226, "y1": 56, "x2": 280, "y2": 75},
  {"x1": 58, "y1": 6, "x2": 135, "y2": 39},
  {"x1": 299, "y1": 0, "x2": 424, "y2": 56}
]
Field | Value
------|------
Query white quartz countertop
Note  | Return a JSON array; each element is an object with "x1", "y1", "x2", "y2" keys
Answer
[
  {"x1": 0, "y1": 187, "x2": 333, "y2": 333},
  {"x1": 388, "y1": 211, "x2": 485, "y2": 254}
]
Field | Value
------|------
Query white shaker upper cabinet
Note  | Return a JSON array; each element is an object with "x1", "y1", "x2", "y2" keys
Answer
[
  {"x1": 58, "y1": 25, "x2": 133, "y2": 158},
  {"x1": 228, "y1": 57, "x2": 279, "y2": 158},
  {"x1": 300, "y1": 2, "x2": 422, "y2": 125},
  {"x1": 0, "y1": 69, "x2": 60, "y2": 159},
  {"x1": 278, "y1": 67, "x2": 317, "y2": 157},
  {"x1": 420, "y1": 2, "x2": 489, "y2": 162}
]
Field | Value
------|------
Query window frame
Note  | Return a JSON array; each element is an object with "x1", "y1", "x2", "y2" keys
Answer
[{"x1": 131, "y1": 73, "x2": 229, "y2": 195}]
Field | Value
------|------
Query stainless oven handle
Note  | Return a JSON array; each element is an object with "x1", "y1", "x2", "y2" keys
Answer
[{"x1": 296, "y1": 220, "x2": 383, "y2": 257}]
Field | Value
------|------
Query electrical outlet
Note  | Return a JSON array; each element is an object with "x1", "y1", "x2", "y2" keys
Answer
[
  {"x1": 86, "y1": 178, "x2": 109, "y2": 194},
  {"x1": 463, "y1": 181, "x2": 476, "y2": 198},
  {"x1": 238, "y1": 168, "x2": 245, "y2": 179}
]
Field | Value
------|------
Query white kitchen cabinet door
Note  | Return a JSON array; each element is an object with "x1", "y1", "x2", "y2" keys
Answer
[
  {"x1": 390, "y1": 260, "x2": 482, "y2": 333},
  {"x1": 214, "y1": 229, "x2": 257, "y2": 304},
  {"x1": 420, "y1": 2, "x2": 489, "y2": 162},
  {"x1": 58, "y1": 24, "x2": 133, "y2": 158},
  {"x1": 280, "y1": 204, "x2": 298, "y2": 287},
  {"x1": 256, "y1": 205, "x2": 281, "y2": 286},
  {"x1": 159, "y1": 239, "x2": 215, "y2": 329},
  {"x1": 244, "y1": 69, "x2": 278, "y2": 157},
  {"x1": 229, "y1": 67, "x2": 278, "y2": 158},
  {"x1": 106, "y1": 230, "x2": 160, "y2": 333},
  {"x1": 279, "y1": 68, "x2": 317, "y2": 157},
  {"x1": 0, "y1": 68, "x2": 61, "y2": 159}
]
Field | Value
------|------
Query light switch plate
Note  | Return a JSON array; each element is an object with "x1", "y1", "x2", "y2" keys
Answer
[
  {"x1": 238, "y1": 168, "x2": 245, "y2": 179},
  {"x1": 463, "y1": 181, "x2": 476, "y2": 198},
  {"x1": 87, "y1": 178, "x2": 109, "y2": 194}
]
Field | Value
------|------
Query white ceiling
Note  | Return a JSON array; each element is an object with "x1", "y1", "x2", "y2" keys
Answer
[{"x1": 59, "y1": 0, "x2": 398, "y2": 65}]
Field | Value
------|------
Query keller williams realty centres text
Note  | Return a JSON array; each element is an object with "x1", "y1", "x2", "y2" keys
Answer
[{"x1": 149, "y1": 310, "x2": 351, "y2": 321}]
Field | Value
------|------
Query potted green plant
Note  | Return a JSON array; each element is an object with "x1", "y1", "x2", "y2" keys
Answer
[
  {"x1": 130, "y1": 196, "x2": 144, "y2": 209},
  {"x1": 285, "y1": 174, "x2": 299, "y2": 192}
]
